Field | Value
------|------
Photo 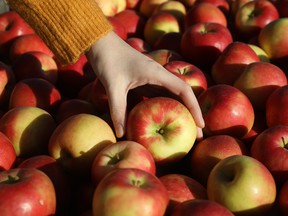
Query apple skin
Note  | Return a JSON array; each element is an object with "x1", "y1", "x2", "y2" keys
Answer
[
  {"x1": 107, "y1": 16, "x2": 128, "y2": 41},
  {"x1": 0, "y1": 11, "x2": 34, "y2": 60},
  {"x1": 0, "y1": 167, "x2": 56, "y2": 216},
  {"x1": 153, "y1": 32, "x2": 182, "y2": 54},
  {"x1": 266, "y1": 85, "x2": 288, "y2": 127},
  {"x1": 211, "y1": 41, "x2": 260, "y2": 85},
  {"x1": 91, "y1": 140, "x2": 156, "y2": 185},
  {"x1": 126, "y1": 97, "x2": 197, "y2": 165},
  {"x1": 233, "y1": 61, "x2": 287, "y2": 111},
  {"x1": 163, "y1": 60, "x2": 208, "y2": 97},
  {"x1": 0, "y1": 131, "x2": 16, "y2": 171},
  {"x1": 12, "y1": 51, "x2": 58, "y2": 84},
  {"x1": 278, "y1": 179, "x2": 288, "y2": 215},
  {"x1": 190, "y1": 134, "x2": 248, "y2": 186},
  {"x1": 250, "y1": 125, "x2": 288, "y2": 185},
  {"x1": 148, "y1": 48, "x2": 183, "y2": 66},
  {"x1": 139, "y1": 0, "x2": 169, "y2": 18},
  {"x1": 9, "y1": 78, "x2": 62, "y2": 114},
  {"x1": 198, "y1": 84, "x2": 255, "y2": 138},
  {"x1": 197, "y1": 0, "x2": 230, "y2": 16},
  {"x1": 48, "y1": 113, "x2": 116, "y2": 176},
  {"x1": 235, "y1": 0, "x2": 279, "y2": 40},
  {"x1": 170, "y1": 199, "x2": 234, "y2": 216},
  {"x1": 125, "y1": 37, "x2": 152, "y2": 53},
  {"x1": 159, "y1": 173, "x2": 207, "y2": 214},
  {"x1": 0, "y1": 61, "x2": 15, "y2": 106},
  {"x1": 92, "y1": 168, "x2": 169, "y2": 216},
  {"x1": 95, "y1": 0, "x2": 126, "y2": 17},
  {"x1": 207, "y1": 155, "x2": 277, "y2": 216},
  {"x1": 126, "y1": 0, "x2": 142, "y2": 9},
  {"x1": 0, "y1": 106, "x2": 56, "y2": 158},
  {"x1": 181, "y1": 22, "x2": 233, "y2": 70},
  {"x1": 248, "y1": 43, "x2": 270, "y2": 62}
]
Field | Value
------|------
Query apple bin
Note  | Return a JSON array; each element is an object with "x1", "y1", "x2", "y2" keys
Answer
[{"x1": 1, "y1": 0, "x2": 288, "y2": 215}]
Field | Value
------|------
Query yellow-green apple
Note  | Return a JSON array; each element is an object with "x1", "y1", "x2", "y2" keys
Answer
[
  {"x1": 57, "y1": 54, "x2": 96, "y2": 98},
  {"x1": 181, "y1": 22, "x2": 233, "y2": 70},
  {"x1": 12, "y1": 51, "x2": 58, "y2": 84},
  {"x1": 229, "y1": 0, "x2": 253, "y2": 16},
  {"x1": 153, "y1": 32, "x2": 182, "y2": 54},
  {"x1": 170, "y1": 199, "x2": 234, "y2": 216},
  {"x1": 17, "y1": 155, "x2": 72, "y2": 215},
  {"x1": 250, "y1": 125, "x2": 288, "y2": 185},
  {"x1": 266, "y1": 85, "x2": 288, "y2": 127},
  {"x1": 92, "y1": 168, "x2": 169, "y2": 216},
  {"x1": 190, "y1": 134, "x2": 248, "y2": 186},
  {"x1": 0, "y1": 106, "x2": 56, "y2": 158},
  {"x1": 144, "y1": 11, "x2": 181, "y2": 46},
  {"x1": 91, "y1": 140, "x2": 156, "y2": 185},
  {"x1": 233, "y1": 61, "x2": 287, "y2": 111},
  {"x1": 126, "y1": 0, "x2": 142, "y2": 9},
  {"x1": 139, "y1": 0, "x2": 169, "y2": 17},
  {"x1": 48, "y1": 113, "x2": 116, "y2": 176},
  {"x1": 278, "y1": 179, "x2": 288, "y2": 215},
  {"x1": 148, "y1": 48, "x2": 183, "y2": 66},
  {"x1": 0, "y1": 131, "x2": 16, "y2": 171},
  {"x1": 211, "y1": 41, "x2": 260, "y2": 85},
  {"x1": 198, "y1": 84, "x2": 255, "y2": 138},
  {"x1": 159, "y1": 173, "x2": 207, "y2": 215},
  {"x1": 184, "y1": 2, "x2": 228, "y2": 29},
  {"x1": 55, "y1": 98, "x2": 97, "y2": 124},
  {"x1": 0, "y1": 11, "x2": 34, "y2": 60},
  {"x1": 95, "y1": 0, "x2": 126, "y2": 17},
  {"x1": 0, "y1": 61, "x2": 15, "y2": 106},
  {"x1": 0, "y1": 167, "x2": 56, "y2": 216},
  {"x1": 9, "y1": 78, "x2": 62, "y2": 114},
  {"x1": 248, "y1": 43, "x2": 270, "y2": 62},
  {"x1": 207, "y1": 155, "x2": 277, "y2": 216},
  {"x1": 126, "y1": 97, "x2": 197, "y2": 165},
  {"x1": 9, "y1": 33, "x2": 54, "y2": 62},
  {"x1": 258, "y1": 18, "x2": 288, "y2": 65},
  {"x1": 125, "y1": 37, "x2": 152, "y2": 53},
  {"x1": 107, "y1": 16, "x2": 127, "y2": 40},
  {"x1": 197, "y1": 0, "x2": 230, "y2": 16},
  {"x1": 163, "y1": 60, "x2": 208, "y2": 97},
  {"x1": 234, "y1": 0, "x2": 279, "y2": 40},
  {"x1": 115, "y1": 9, "x2": 146, "y2": 38}
]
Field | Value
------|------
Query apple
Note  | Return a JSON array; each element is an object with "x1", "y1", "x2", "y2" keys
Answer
[
  {"x1": 207, "y1": 155, "x2": 277, "y2": 216},
  {"x1": 126, "y1": 97, "x2": 197, "y2": 165},
  {"x1": 170, "y1": 199, "x2": 234, "y2": 216},
  {"x1": 0, "y1": 106, "x2": 56, "y2": 157},
  {"x1": 181, "y1": 22, "x2": 233, "y2": 70},
  {"x1": 163, "y1": 60, "x2": 208, "y2": 97},
  {"x1": 190, "y1": 134, "x2": 248, "y2": 186},
  {"x1": 197, "y1": 0, "x2": 230, "y2": 16},
  {"x1": 248, "y1": 43, "x2": 270, "y2": 62},
  {"x1": 159, "y1": 173, "x2": 207, "y2": 214},
  {"x1": 278, "y1": 179, "x2": 288, "y2": 215},
  {"x1": 144, "y1": 11, "x2": 180, "y2": 46},
  {"x1": 90, "y1": 78, "x2": 110, "y2": 114},
  {"x1": 0, "y1": 167, "x2": 56, "y2": 216},
  {"x1": 266, "y1": 85, "x2": 288, "y2": 128},
  {"x1": 153, "y1": 32, "x2": 182, "y2": 54},
  {"x1": 9, "y1": 78, "x2": 62, "y2": 114},
  {"x1": 139, "y1": 0, "x2": 169, "y2": 18},
  {"x1": 92, "y1": 168, "x2": 169, "y2": 216},
  {"x1": 126, "y1": 0, "x2": 142, "y2": 9},
  {"x1": 91, "y1": 140, "x2": 156, "y2": 185},
  {"x1": 235, "y1": 0, "x2": 279, "y2": 40},
  {"x1": 125, "y1": 37, "x2": 152, "y2": 53},
  {"x1": 198, "y1": 84, "x2": 255, "y2": 138},
  {"x1": 48, "y1": 113, "x2": 116, "y2": 176},
  {"x1": 95, "y1": 0, "x2": 126, "y2": 17},
  {"x1": 229, "y1": 0, "x2": 254, "y2": 16},
  {"x1": 107, "y1": 16, "x2": 128, "y2": 40},
  {"x1": 12, "y1": 51, "x2": 58, "y2": 84},
  {"x1": 0, "y1": 11, "x2": 34, "y2": 60},
  {"x1": 250, "y1": 125, "x2": 288, "y2": 185},
  {"x1": 0, "y1": 61, "x2": 15, "y2": 106},
  {"x1": 9, "y1": 33, "x2": 54, "y2": 62},
  {"x1": 272, "y1": 0, "x2": 288, "y2": 18},
  {"x1": 148, "y1": 48, "x2": 183, "y2": 66},
  {"x1": 0, "y1": 131, "x2": 16, "y2": 171},
  {"x1": 17, "y1": 155, "x2": 72, "y2": 215},
  {"x1": 184, "y1": 2, "x2": 228, "y2": 29},
  {"x1": 211, "y1": 41, "x2": 260, "y2": 85}
]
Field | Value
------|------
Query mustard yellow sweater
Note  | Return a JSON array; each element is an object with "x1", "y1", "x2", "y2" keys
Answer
[{"x1": 6, "y1": 0, "x2": 113, "y2": 65}]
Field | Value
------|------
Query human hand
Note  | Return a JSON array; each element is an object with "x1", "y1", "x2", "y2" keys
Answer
[{"x1": 86, "y1": 31, "x2": 205, "y2": 139}]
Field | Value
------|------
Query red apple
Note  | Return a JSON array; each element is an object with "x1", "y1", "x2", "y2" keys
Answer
[
  {"x1": 211, "y1": 41, "x2": 260, "y2": 85},
  {"x1": 272, "y1": 0, "x2": 288, "y2": 18},
  {"x1": 125, "y1": 37, "x2": 152, "y2": 53},
  {"x1": 90, "y1": 78, "x2": 110, "y2": 114},
  {"x1": 126, "y1": 97, "x2": 197, "y2": 164},
  {"x1": 107, "y1": 16, "x2": 127, "y2": 40},
  {"x1": 197, "y1": 0, "x2": 230, "y2": 16},
  {"x1": 0, "y1": 61, "x2": 15, "y2": 106},
  {"x1": 266, "y1": 85, "x2": 288, "y2": 128},
  {"x1": 198, "y1": 84, "x2": 255, "y2": 138},
  {"x1": 139, "y1": 0, "x2": 169, "y2": 18},
  {"x1": 126, "y1": 0, "x2": 142, "y2": 9},
  {"x1": 148, "y1": 48, "x2": 183, "y2": 66},
  {"x1": 190, "y1": 134, "x2": 248, "y2": 186},
  {"x1": 0, "y1": 131, "x2": 16, "y2": 171},
  {"x1": 153, "y1": 32, "x2": 182, "y2": 54},
  {"x1": 278, "y1": 179, "x2": 288, "y2": 215},
  {"x1": 181, "y1": 22, "x2": 233, "y2": 70},
  {"x1": 92, "y1": 168, "x2": 169, "y2": 216},
  {"x1": 250, "y1": 125, "x2": 288, "y2": 185},
  {"x1": 91, "y1": 140, "x2": 156, "y2": 185},
  {"x1": 0, "y1": 167, "x2": 56, "y2": 216}
]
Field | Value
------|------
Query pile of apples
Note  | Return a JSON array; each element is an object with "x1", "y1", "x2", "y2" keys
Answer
[{"x1": 1, "y1": 0, "x2": 288, "y2": 215}]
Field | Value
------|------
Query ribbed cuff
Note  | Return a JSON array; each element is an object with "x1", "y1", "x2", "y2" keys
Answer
[{"x1": 7, "y1": 0, "x2": 113, "y2": 65}]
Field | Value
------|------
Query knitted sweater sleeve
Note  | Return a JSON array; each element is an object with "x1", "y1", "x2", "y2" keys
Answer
[{"x1": 6, "y1": 0, "x2": 113, "y2": 65}]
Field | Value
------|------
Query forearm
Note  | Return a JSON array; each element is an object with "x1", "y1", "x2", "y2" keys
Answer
[{"x1": 6, "y1": 0, "x2": 113, "y2": 65}]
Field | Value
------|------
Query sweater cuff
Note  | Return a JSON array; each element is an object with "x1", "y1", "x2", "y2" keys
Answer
[{"x1": 7, "y1": 0, "x2": 113, "y2": 65}]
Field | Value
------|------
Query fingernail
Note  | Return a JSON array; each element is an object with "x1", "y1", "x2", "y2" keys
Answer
[{"x1": 116, "y1": 124, "x2": 124, "y2": 138}]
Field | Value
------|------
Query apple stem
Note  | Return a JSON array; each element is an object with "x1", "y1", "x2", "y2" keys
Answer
[
  {"x1": 132, "y1": 179, "x2": 143, "y2": 187},
  {"x1": 157, "y1": 128, "x2": 165, "y2": 135},
  {"x1": 282, "y1": 137, "x2": 287, "y2": 148},
  {"x1": 3, "y1": 175, "x2": 20, "y2": 184}
]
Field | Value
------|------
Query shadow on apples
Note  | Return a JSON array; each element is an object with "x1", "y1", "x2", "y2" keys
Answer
[
  {"x1": 232, "y1": 202, "x2": 278, "y2": 216},
  {"x1": 203, "y1": 125, "x2": 250, "y2": 139}
]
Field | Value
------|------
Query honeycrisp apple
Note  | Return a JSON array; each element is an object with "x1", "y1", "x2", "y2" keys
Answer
[
  {"x1": 126, "y1": 97, "x2": 197, "y2": 165},
  {"x1": 207, "y1": 155, "x2": 277, "y2": 216},
  {"x1": 95, "y1": 0, "x2": 126, "y2": 17},
  {"x1": 139, "y1": 0, "x2": 169, "y2": 18},
  {"x1": 0, "y1": 61, "x2": 15, "y2": 106},
  {"x1": 0, "y1": 131, "x2": 16, "y2": 171}
]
